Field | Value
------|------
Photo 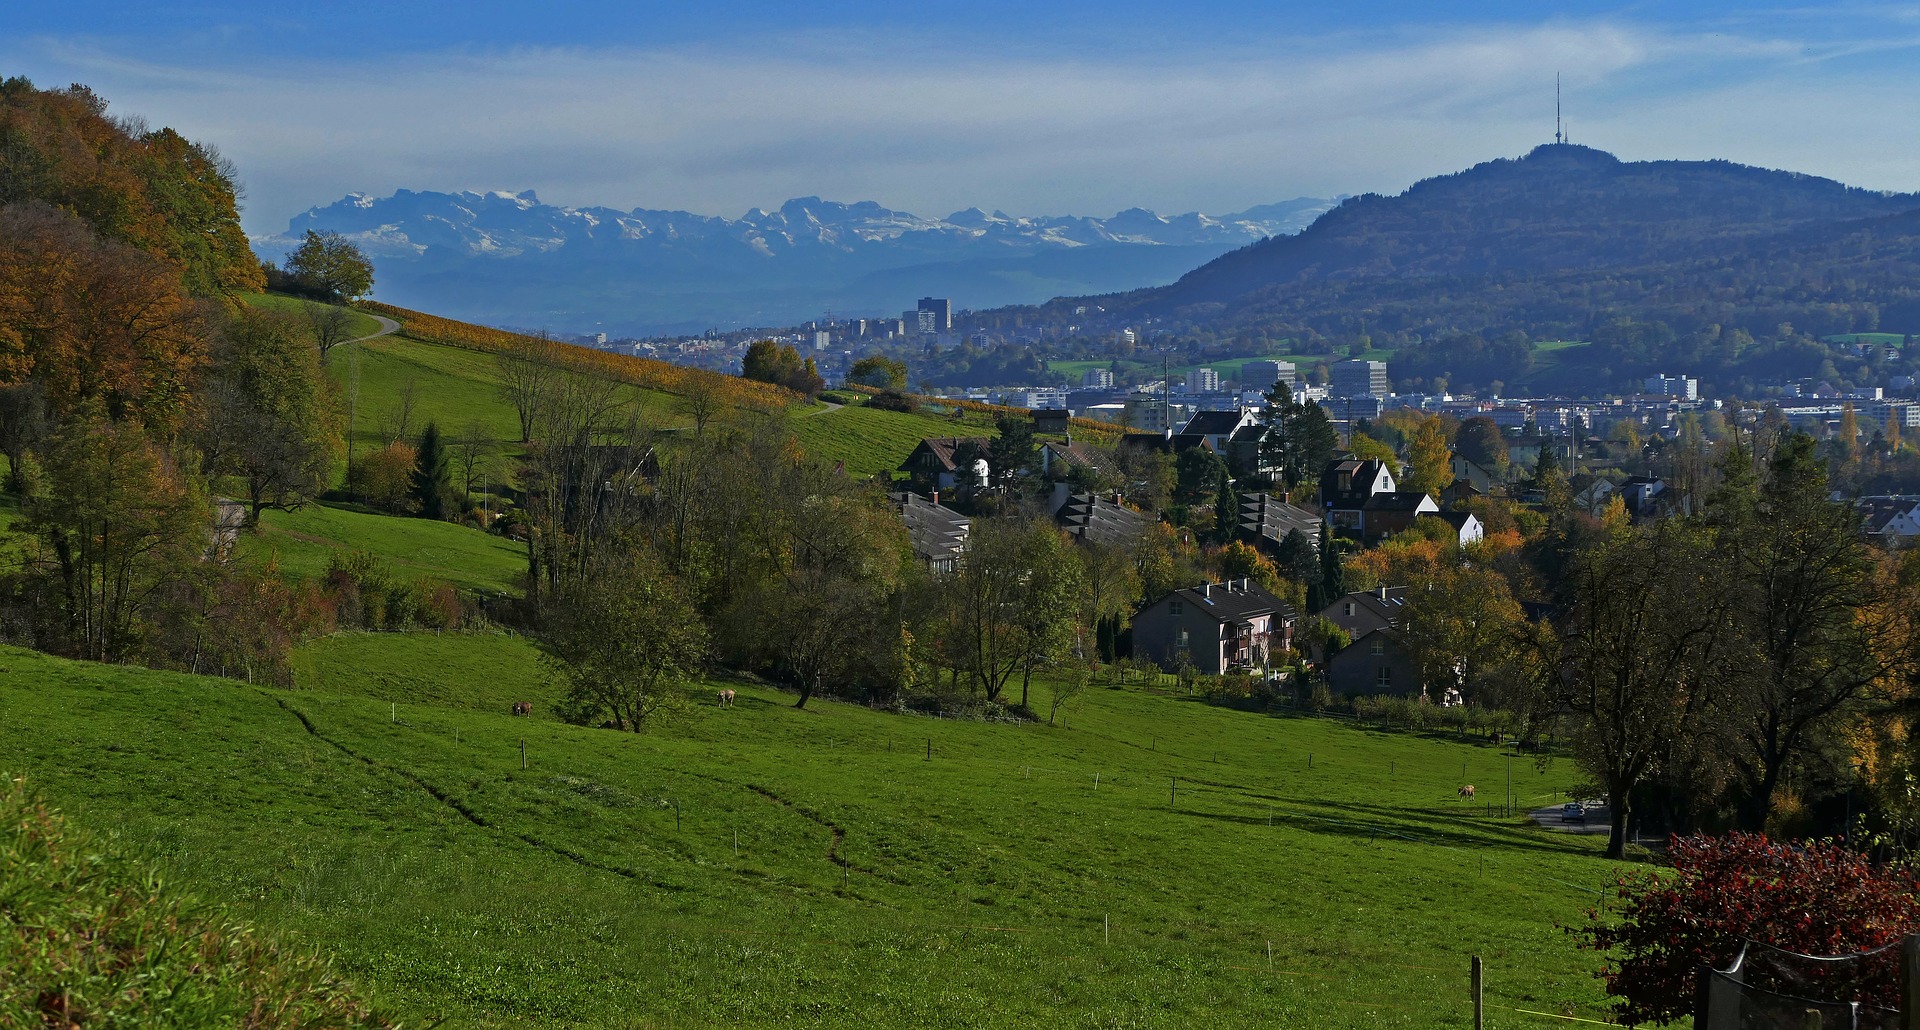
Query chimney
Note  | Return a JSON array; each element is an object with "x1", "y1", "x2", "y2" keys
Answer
[
  {"x1": 1203, "y1": 584, "x2": 1211, "y2": 600},
  {"x1": 1377, "y1": 585, "x2": 1389, "y2": 600},
  {"x1": 930, "y1": 490, "x2": 939, "y2": 507}
]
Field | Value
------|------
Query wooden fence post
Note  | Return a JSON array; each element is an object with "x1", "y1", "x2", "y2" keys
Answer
[{"x1": 1471, "y1": 955, "x2": 1484, "y2": 1030}]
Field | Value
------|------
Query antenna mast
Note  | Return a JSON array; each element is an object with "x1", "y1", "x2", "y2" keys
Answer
[{"x1": 1555, "y1": 73, "x2": 1563, "y2": 145}]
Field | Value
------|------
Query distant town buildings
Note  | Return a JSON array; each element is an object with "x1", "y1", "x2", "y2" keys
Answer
[
  {"x1": 1082, "y1": 367, "x2": 1115, "y2": 389},
  {"x1": 1241, "y1": 360, "x2": 1297, "y2": 393},
  {"x1": 1645, "y1": 374, "x2": 1699, "y2": 400},
  {"x1": 1332, "y1": 359, "x2": 1389, "y2": 399},
  {"x1": 917, "y1": 297, "x2": 952, "y2": 335},
  {"x1": 1186, "y1": 368, "x2": 1221, "y2": 394},
  {"x1": 1115, "y1": 329, "x2": 1137, "y2": 347}
]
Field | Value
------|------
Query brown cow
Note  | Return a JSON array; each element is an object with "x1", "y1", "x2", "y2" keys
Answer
[
  {"x1": 511, "y1": 701, "x2": 532, "y2": 717},
  {"x1": 1458, "y1": 784, "x2": 1476, "y2": 800},
  {"x1": 717, "y1": 689, "x2": 736, "y2": 708}
]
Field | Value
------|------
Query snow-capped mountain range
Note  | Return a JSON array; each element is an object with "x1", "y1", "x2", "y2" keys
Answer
[{"x1": 252, "y1": 189, "x2": 1339, "y2": 334}]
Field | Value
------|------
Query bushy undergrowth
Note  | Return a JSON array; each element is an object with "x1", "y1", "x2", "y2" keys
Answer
[{"x1": 0, "y1": 776, "x2": 391, "y2": 1028}]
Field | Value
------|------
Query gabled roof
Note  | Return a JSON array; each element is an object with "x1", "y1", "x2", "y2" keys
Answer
[
  {"x1": 1434, "y1": 510, "x2": 1480, "y2": 530},
  {"x1": 889, "y1": 491, "x2": 970, "y2": 565},
  {"x1": 1168, "y1": 433, "x2": 1215, "y2": 453},
  {"x1": 1362, "y1": 491, "x2": 1437, "y2": 513},
  {"x1": 1181, "y1": 410, "x2": 1251, "y2": 438},
  {"x1": 898, "y1": 437, "x2": 991, "y2": 473},
  {"x1": 1332, "y1": 626, "x2": 1408, "y2": 660},
  {"x1": 1229, "y1": 423, "x2": 1266, "y2": 444},
  {"x1": 1041, "y1": 440, "x2": 1103, "y2": 469},
  {"x1": 1239, "y1": 492, "x2": 1322, "y2": 545},
  {"x1": 1317, "y1": 586, "x2": 1409, "y2": 624},
  {"x1": 1158, "y1": 580, "x2": 1295, "y2": 624},
  {"x1": 1055, "y1": 492, "x2": 1153, "y2": 547}
]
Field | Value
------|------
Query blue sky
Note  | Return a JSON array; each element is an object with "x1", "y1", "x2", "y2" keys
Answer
[{"x1": 6, "y1": 2, "x2": 1920, "y2": 234}]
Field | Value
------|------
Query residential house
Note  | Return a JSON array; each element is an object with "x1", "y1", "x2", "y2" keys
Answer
[
  {"x1": 1859, "y1": 496, "x2": 1920, "y2": 546},
  {"x1": 1179, "y1": 409, "x2": 1260, "y2": 453},
  {"x1": 1050, "y1": 486, "x2": 1153, "y2": 547},
  {"x1": 898, "y1": 437, "x2": 991, "y2": 492},
  {"x1": 1032, "y1": 409, "x2": 1072, "y2": 435},
  {"x1": 1359, "y1": 491, "x2": 1441, "y2": 540},
  {"x1": 1132, "y1": 579, "x2": 1297, "y2": 674},
  {"x1": 1319, "y1": 458, "x2": 1398, "y2": 533},
  {"x1": 1317, "y1": 586, "x2": 1408, "y2": 642},
  {"x1": 890, "y1": 491, "x2": 969, "y2": 573},
  {"x1": 1619, "y1": 475, "x2": 1676, "y2": 520},
  {"x1": 1449, "y1": 455, "x2": 1498, "y2": 495},
  {"x1": 1440, "y1": 477, "x2": 1483, "y2": 509},
  {"x1": 1225, "y1": 422, "x2": 1273, "y2": 480},
  {"x1": 1568, "y1": 473, "x2": 1616, "y2": 516},
  {"x1": 1038, "y1": 439, "x2": 1104, "y2": 480},
  {"x1": 1326, "y1": 628, "x2": 1422, "y2": 698},
  {"x1": 1238, "y1": 492, "x2": 1323, "y2": 553},
  {"x1": 1434, "y1": 510, "x2": 1485, "y2": 546}
]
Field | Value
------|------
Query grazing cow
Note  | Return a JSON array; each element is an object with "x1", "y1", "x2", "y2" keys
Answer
[
  {"x1": 511, "y1": 701, "x2": 531, "y2": 717},
  {"x1": 1458, "y1": 784, "x2": 1476, "y2": 800},
  {"x1": 717, "y1": 689, "x2": 736, "y2": 708}
]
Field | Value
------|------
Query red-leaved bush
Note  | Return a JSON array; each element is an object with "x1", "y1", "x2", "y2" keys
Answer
[{"x1": 1576, "y1": 832, "x2": 1920, "y2": 1026}]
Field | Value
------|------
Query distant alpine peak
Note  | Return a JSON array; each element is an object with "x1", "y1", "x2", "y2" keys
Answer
[{"x1": 255, "y1": 188, "x2": 1343, "y2": 263}]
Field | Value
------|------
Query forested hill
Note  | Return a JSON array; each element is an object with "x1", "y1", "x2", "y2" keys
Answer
[
  {"x1": 1033, "y1": 145, "x2": 1920, "y2": 347},
  {"x1": 0, "y1": 77, "x2": 263, "y2": 296}
]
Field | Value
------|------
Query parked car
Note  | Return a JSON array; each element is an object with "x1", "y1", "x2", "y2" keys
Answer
[{"x1": 1561, "y1": 802, "x2": 1586, "y2": 824}]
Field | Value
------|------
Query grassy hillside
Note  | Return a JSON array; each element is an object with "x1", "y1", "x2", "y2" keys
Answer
[
  {"x1": 791, "y1": 401, "x2": 1004, "y2": 479},
  {"x1": 0, "y1": 636, "x2": 1634, "y2": 1028},
  {"x1": 238, "y1": 502, "x2": 524, "y2": 594}
]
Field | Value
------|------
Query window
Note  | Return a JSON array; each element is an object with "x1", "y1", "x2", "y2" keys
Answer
[
  {"x1": 1376, "y1": 666, "x2": 1393, "y2": 687},
  {"x1": 1169, "y1": 600, "x2": 1184, "y2": 616},
  {"x1": 1343, "y1": 602, "x2": 1355, "y2": 617},
  {"x1": 1370, "y1": 637, "x2": 1385, "y2": 657},
  {"x1": 1176, "y1": 629, "x2": 1189, "y2": 647}
]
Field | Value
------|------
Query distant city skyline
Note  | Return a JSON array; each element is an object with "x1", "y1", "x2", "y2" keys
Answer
[{"x1": 5, "y1": 2, "x2": 1920, "y2": 235}]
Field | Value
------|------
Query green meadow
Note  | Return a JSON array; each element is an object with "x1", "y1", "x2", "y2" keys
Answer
[
  {"x1": 236, "y1": 501, "x2": 525, "y2": 594},
  {"x1": 790, "y1": 400, "x2": 1005, "y2": 478},
  {"x1": 2, "y1": 634, "x2": 1633, "y2": 1028}
]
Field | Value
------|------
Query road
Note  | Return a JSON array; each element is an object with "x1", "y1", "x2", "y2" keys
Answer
[{"x1": 353, "y1": 313, "x2": 400, "y2": 343}]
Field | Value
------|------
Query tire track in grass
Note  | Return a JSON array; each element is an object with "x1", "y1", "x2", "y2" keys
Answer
[
  {"x1": 264, "y1": 691, "x2": 669, "y2": 887},
  {"x1": 740, "y1": 781, "x2": 911, "y2": 888},
  {"x1": 269, "y1": 693, "x2": 887, "y2": 900}
]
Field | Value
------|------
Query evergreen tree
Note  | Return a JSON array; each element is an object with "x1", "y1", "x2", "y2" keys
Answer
[
  {"x1": 1212, "y1": 469, "x2": 1238, "y2": 545},
  {"x1": 411, "y1": 421, "x2": 455, "y2": 519},
  {"x1": 1311, "y1": 521, "x2": 1343, "y2": 612}
]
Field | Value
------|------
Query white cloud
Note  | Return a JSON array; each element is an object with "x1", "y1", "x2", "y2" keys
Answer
[{"x1": 3, "y1": 18, "x2": 1916, "y2": 233}]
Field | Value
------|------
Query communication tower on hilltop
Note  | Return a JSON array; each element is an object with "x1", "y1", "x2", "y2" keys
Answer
[{"x1": 1555, "y1": 73, "x2": 1563, "y2": 145}]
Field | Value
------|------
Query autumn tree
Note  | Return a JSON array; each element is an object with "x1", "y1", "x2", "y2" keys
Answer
[
  {"x1": 1454, "y1": 416, "x2": 1507, "y2": 477},
  {"x1": 847, "y1": 355, "x2": 908, "y2": 390},
  {"x1": 303, "y1": 301, "x2": 358, "y2": 366},
  {"x1": 1561, "y1": 518, "x2": 1729, "y2": 858},
  {"x1": 547, "y1": 541, "x2": 707, "y2": 732},
  {"x1": 196, "y1": 308, "x2": 341, "y2": 523},
  {"x1": 0, "y1": 203, "x2": 208, "y2": 436},
  {"x1": 25, "y1": 415, "x2": 210, "y2": 662},
  {"x1": 1403, "y1": 414, "x2": 1453, "y2": 497},
  {"x1": 498, "y1": 331, "x2": 561, "y2": 443},
  {"x1": 1709, "y1": 432, "x2": 1891, "y2": 831},
  {"x1": 283, "y1": 230, "x2": 373, "y2": 302}
]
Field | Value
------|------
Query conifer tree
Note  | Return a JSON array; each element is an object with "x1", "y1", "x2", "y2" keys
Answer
[{"x1": 411, "y1": 421, "x2": 454, "y2": 520}]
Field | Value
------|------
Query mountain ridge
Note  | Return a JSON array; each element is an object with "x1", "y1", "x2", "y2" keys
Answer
[{"x1": 252, "y1": 190, "x2": 1341, "y2": 334}]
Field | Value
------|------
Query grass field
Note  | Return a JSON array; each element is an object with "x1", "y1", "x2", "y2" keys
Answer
[
  {"x1": 791, "y1": 400, "x2": 1004, "y2": 478},
  {"x1": 237, "y1": 502, "x2": 525, "y2": 594},
  {"x1": 0, "y1": 634, "x2": 1636, "y2": 1028}
]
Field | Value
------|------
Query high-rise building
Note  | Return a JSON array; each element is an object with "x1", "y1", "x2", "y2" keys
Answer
[
  {"x1": 1083, "y1": 367, "x2": 1115, "y2": 389},
  {"x1": 813, "y1": 331, "x2": 831, "y2": 351},
  {"x1": 1241, "y1": 360, "x2": 1297, "y2": 392},
  {"x1": 1186, "y1": 368, "x2": 1221, "y2": 394},
  {"x1": 1332, "y1": 359, "x2": 1389, "y2": 399},
  {"x1": 1644, "y1": 374, "x2": 1699, "y2": 400},
  {"x1": 917, "y1": 297, "x2": 952, "y2": 334}
]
